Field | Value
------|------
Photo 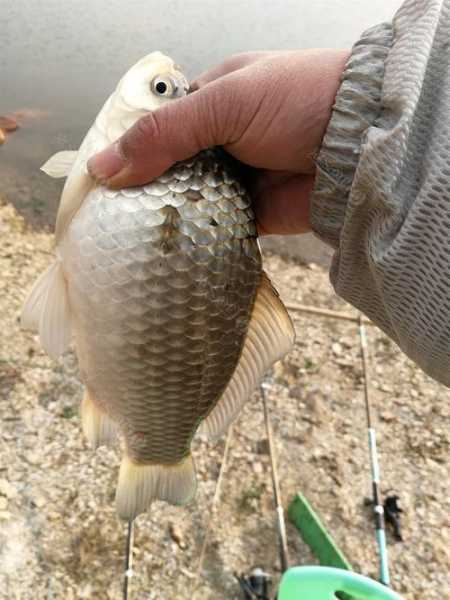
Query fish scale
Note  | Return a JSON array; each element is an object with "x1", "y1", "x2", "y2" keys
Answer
[{"x1": 64, "y1": 150, "x2": 261, "y2": 465}]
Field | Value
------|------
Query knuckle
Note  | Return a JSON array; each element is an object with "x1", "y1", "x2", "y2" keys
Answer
[
  {"x1": 194, "y1": 86, "x2": 228, "y2": 146},
  {"x1": 121, "y1": 113, "x2": 161, "y2": 158},
  {"x1": 226, "y1": 51, "x2": 267, "y2": 69}
]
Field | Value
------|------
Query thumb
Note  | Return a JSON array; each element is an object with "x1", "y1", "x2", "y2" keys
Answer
[{"x1": 87, "y1": 85, "x2": 233, "y2": 189}]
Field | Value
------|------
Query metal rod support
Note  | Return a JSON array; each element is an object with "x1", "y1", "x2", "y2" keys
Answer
[
  {"x1": 123, "y1": 520, "x2": 134, "y2": 600},
  {"x1": 286, "y1": 303, "x2": 373, "y2": 325}
]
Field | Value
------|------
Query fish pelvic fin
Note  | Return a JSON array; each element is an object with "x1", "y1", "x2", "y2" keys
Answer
[
  {"x1": 41, "y1": 151, "x2": 78, "y2": 178},
  {"x1": 200, "y1": 271, "x2": 295, "y2": 440},
  {"x1": 116, "y1": 454, "x2": 197, "y2": 520},
  {"x1": 21, "y1": 260, "x2": 72, "y2": 359},
  {"x1": 81, "y1": 388, "x2": 118, "y2": 449}
]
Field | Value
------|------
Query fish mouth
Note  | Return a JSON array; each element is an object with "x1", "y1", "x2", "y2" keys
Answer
[
  {"x1": 187, "y1": 83, "x2": 198, "y2": 94},
  {"x1": 171, "y1": 73, "x2": 190, "y2": 97}
]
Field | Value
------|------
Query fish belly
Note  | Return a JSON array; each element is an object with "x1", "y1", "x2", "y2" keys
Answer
[{"x1": 63, "y1": 153, "x2": 262, "y2": 465}]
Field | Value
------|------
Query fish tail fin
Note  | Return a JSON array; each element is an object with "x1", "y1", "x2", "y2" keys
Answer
[
  {"x1": 21, "y1": 260, "x2": 72, "y2": 359},
  {"x1": 116, "y1": 453, "x2": 197, "y2": 520},
  {"x1": 81, "y1": 388, "x2": 118, "y2": 449}
]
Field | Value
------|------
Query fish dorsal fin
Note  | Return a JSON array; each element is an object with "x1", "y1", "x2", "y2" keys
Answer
[
  {"x1": 200, "y1": 272, "x2": 295, "y2": 439},
  {"x1": 41, "y1": 151, "x2": 78, "y2": 178}
]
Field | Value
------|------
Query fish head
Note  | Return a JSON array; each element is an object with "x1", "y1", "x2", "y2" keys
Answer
[{"x1": 115, "y1": 51, "x2": 189, "y2": 113}]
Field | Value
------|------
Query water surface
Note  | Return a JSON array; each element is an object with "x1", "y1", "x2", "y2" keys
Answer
[{"x1": 1, "y1": 0, "x2": 402, "y2": 227}]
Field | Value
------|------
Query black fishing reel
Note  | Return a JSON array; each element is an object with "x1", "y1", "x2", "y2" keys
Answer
[{"x1": 236, "y1": 567, "x2": 272, "y2": 600}]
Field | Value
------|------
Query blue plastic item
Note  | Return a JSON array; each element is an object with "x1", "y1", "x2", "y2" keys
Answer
[{"x1": 278, "y1": 566, "x2": 404, "y2": 600}]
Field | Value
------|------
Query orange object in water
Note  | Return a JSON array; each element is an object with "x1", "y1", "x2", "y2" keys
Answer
[
  {"x1": 0, "y1": 115, "x2": 19, "y2": 132},
  {"x1": 0, "y1": 114, "x2": 19, "y2": 145}
]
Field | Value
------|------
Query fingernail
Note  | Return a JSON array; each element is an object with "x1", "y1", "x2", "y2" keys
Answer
[{"x1": 87, "y1": 142, "x2": 125, "y2": 181}]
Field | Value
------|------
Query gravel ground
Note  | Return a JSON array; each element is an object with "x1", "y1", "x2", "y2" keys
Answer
[{"x1": 0, "y1": 200, "x2": 449, "y2": 600}]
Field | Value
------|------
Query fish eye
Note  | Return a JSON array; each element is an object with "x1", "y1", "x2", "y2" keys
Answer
[
  {"x1": 151, "y1": 76, "x2": 174, "y2": 97},
  {"x1": 156, "y1": 81, "x2": 167, "y2": 94}
]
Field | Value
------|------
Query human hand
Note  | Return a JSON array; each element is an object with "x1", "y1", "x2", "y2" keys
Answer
[{"x1": 88, "y1": 49, "x2": 349, "y2": 235}]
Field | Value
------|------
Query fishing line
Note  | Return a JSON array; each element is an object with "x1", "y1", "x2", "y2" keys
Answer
[
  {"x1": 358, "y1": 315, "x2": 390, "y2": 586},
  {"x1": 260, "y1": 382, "x2": 289, "y2": 573},
  {"x1": 194, "y1": 424, "x2": 234, "y2": 587}
]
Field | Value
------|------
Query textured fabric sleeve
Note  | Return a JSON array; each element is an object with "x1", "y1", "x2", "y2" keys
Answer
[{"x1": 311, "y1": 0, "x2": 450, "y2": 386}]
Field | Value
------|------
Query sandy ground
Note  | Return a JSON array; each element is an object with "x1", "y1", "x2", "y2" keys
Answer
[{"x1": 0, "y1": 200, "x2": 449, "y2": 600}]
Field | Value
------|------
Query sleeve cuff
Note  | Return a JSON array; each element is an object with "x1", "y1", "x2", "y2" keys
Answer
[{"x1": 310, "y1": 22, "x2": 393, "y2": 249}]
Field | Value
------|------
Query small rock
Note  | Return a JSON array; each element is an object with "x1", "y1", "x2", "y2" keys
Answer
[
  {"x1": 380, "y1": 411, "x2": 395, "y2": 423},
  {"x1": 252, "y1": 462, "x2": 263, "y2": 475},
  {"x1": 169, "y1": 523, "x2": 186, "y2": 549},
  {"x1": 338, "y1": 336, "x2": 353, "y2": 348},
  {"x1": 31, "y1": 494, "x2": 47, "y2": 509},
  {"x1": 0, "y1": 497, "x2": 8, "y2": 510},
  {"x1": 332, "y1": 342, "x2": 342, "y2": 356},
  {"x1": 336, "y1": 357, "x2": 354, "y2": 368},
  {"x1": 0, "y1": 478, "x2": 17, "y2": 499},
  {"x1": 78, "y1": 584, "x2": 93, "y2": 599},
  {"x1": 255, "y1": 439, "x2": 270, "y2": 455},
  {"x1": 288, "y1": 385, "x2": 302, "y2": 400},
  {"x1": 380, "y1": 383, "x2": 393, "y2": 393},
  {"x1": 23, "y1": 451, "x2": 40, "y2": 465},
  {"x1": 0, "y1": 511, "x2": 11, "y2": 520},
  {"x1": 304, "y1": 389, "x2": 328, "y2": 424},
  {"x1": 430, "y1": 538, "x2": 450, "y2": 566}
]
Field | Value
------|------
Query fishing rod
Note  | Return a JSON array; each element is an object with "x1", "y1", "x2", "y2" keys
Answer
[
  {"x1": 237, "y1": 384, "x2": 289, "y2": 600},
  {"x1": 358, "y1": 315, "x2": 390, "y2": 586},
  {"x1": 123, "y1": 519, "x2": 134, "y2": 600}
]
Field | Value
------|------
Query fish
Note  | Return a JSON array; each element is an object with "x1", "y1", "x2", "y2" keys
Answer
[{"x1": 21, "y1": 52, "x2": 295, "y2": 520}]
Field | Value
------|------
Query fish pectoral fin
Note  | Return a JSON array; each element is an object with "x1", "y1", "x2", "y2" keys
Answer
[
  {"x1": 41, "y1": 151, "x2": 78, "y2": 178},
  {"x1": 200, "y1": 271, "x2": 295, "y2": 440},
  {"x1": 54, "y1": 169, "x2": 93, "y2": 244},
  {"x1": 21, "y1": 260, "x2": 72, "y2": 359},
  {"x1": 116, "y1": 454, "x2": 197, "y2": 521},
  {"x1": 81, "y1": 388, "x2": 118, "y2": 449}
]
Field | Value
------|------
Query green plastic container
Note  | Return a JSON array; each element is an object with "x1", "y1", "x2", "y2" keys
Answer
[{"x1": 278, "y1": 567, "x2": 404, "y2": 600}]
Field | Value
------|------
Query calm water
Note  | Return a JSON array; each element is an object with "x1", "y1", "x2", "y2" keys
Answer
[{"x1": 1, "y1": 0, "x2": 402, "y2": 227}]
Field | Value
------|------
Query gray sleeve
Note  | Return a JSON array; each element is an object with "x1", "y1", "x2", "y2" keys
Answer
[{"x1": 310, "y1": 0, "x2": 450, "y2": 386}]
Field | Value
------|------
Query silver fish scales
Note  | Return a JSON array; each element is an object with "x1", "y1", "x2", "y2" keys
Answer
[{"x1": 66, "y1": 150, "x2": 261, "y2": 466}]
